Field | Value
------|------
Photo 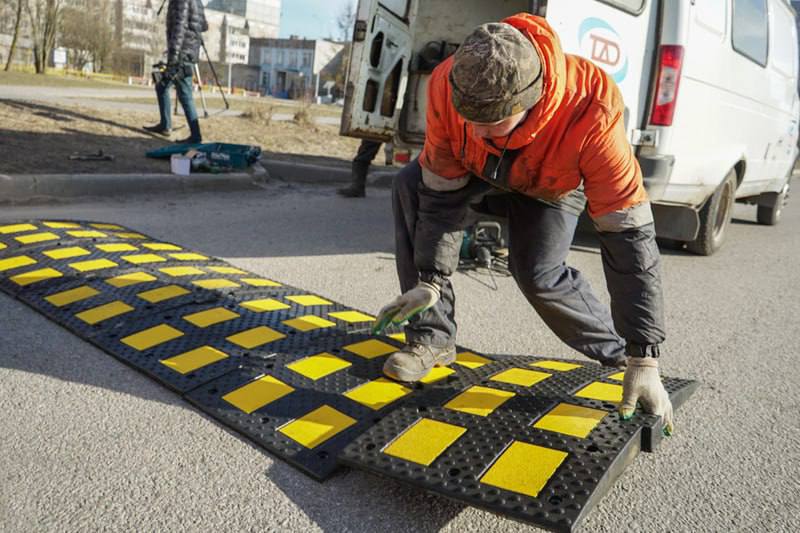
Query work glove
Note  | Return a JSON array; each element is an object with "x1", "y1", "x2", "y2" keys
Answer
[
  {"x1": 620, "y1": 357, "x2": 674, "y2": 436},
  {"x1": 372, "y1": 282, "x2": 440, "y2": 335}
]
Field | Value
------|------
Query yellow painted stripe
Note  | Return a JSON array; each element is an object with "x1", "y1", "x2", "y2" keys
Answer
[
  {"x1": 45, "y1": 286, "x2": 100, "y2": 307},
  {"x1": 169, "y1": 253, "x2": 208, "y2": 261},
  {"x1": 160, "y1": 266, "x2": 204, "y2": 277},
  {"x1": 480, "y1": 441, "x2": 568, "y2": 498},
  {"x1": 383, "y1": 418, "x2": 466, "y2": 466},
  {"x1": 42, "y1": 221, "x2": 80, "y2": 229},
  {"x1": 279, "y1": 405, "x2": 356, "y2": 449},
  {"x1": 343, "y1": 378, "x2": 411, "y2": 411},
  {"x1": 286, "y1": 352, "x2": 352, "y2": 381},
  {"x1": 106, "y1": 271, "x2": 156, "y2": 288},
  {"x1": 453, "y1": 351, "x2": 491, "y2": 369},
  {"x1": 286, "y1": 295, "x2": 333, "y2": 306},
  {"x1": 96, "y1": 243, "x2": 139, "y2": 253},
  {"x1": 121, "y1": 324, "x2": 184, "y2": 351},
  {"x1": 240, "y1": 278, "x2": 282, "y2": 287},
  {"x1": 283, "y1": 315, "x2": 337, "y2": 332},
  {"x1": 574, "y1": 382, "x2": 623, "y2": 403},
  {"x1": 67, "y1": 230, "x2": 107, "y2": 238},
  {"x1": 608, "y1": 372, "x2": 625, "y2": 382},
  {"x1": 143, "y1": 242, "x2": 182, "y2": 251},
  {"x1": 0, "y1": 241, "x2": 6, "y2": 250},
  {"x1": 0, "y1": 255, "x2": 37, "y2": 272},
  {"x1": 240, "y1": 298, "x2": 290, "y2": 313},
  {"x1": 0, "y1": 223, "x2": 37, "y2": 234},
  {"x1": 225, "y1": 326, "x2": 285, "y2": 349},
  {"x1": 490, "y1": 368, "x2": 551, "y2": 388},
  {"x1": 343, "y1": 339, "x2": 397, "y2": 359},
  {"x1": 192, "y1": 279, "x2": 240, "y2": 289},
  {"x1": 89, "y1": 223, "x2": 124, "y2": 230},
  {"x1": 208, "y1": 266, "x2": 247, "y2": 275},
  {"x1": 531, "y1": 360, "x2": 582, "y2": 372},
  {"x1": 76, "y1": 301, "x2": 134, "y2": 325},
  {"x1": 533, "y1": 403, "x2": 607, "y2": 439},
  {"x1": 43, "y1": 247, "x2": 90, "y2": 260},
  {"x1": 419, "y1": 366, "x2": 455, "y2": 384},
  {"x1": 11, "y1": 268, "x2": 62, "y2": 286},
  {"x1": 328, "y1": 310, "x2": 375, "y2": 323},
  {"x1": 137, "y1": 285, "x2": 190, "y2": 303},
  {"x1": 69, "y1": 259, "x2": 118, "y2": 272},
  {"x1": 388, "y1": 332, "x2": 407, "y2": 342},
  {"x1": 122, "y1": 253, "x2": 166, "y2": 265},
  {"x1": 445, "y1": 386, "x2": 515, "y2": 417},
  {"x1": 222, "y1": 375, "x2": 294, "y2": 414},
  {"x1": 114, "y1": 232, "x2": 147, "y2": 239},
  {"x1": 15, "y1": 232, "x2": 59, "y2": 244},
  {"x1": 161, "y1": 345, "x2": 229, "y2": 375},
  {"x1": 183, "y1": 307, "x2": 240, "y2": 328}
]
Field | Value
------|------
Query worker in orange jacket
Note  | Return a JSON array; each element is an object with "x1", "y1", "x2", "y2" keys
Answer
[{"x1": 373, "y1": 14, "x2": 674, "y2": 434}]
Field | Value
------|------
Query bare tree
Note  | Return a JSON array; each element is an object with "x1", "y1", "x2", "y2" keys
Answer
[
  {"x1": 336, "y1": 0, "x2": 356, "y2": 42},
  {"x1": 60, "y1": 0, "x2": 114, "y2": 71},
  {"x1": 4, "y1": 0, "x2": 27, "y2": 71},
  {"x1": 26, "y1": 0, "x2": 63, "y2": 74}
]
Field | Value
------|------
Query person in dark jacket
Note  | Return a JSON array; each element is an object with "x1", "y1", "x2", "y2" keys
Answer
[{"x1": 144, "y1": 0, "x2": 208, "y2": 144}]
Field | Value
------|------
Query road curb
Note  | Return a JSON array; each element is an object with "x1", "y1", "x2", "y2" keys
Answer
[{"x1": 261, "y1": 158, "x2": 397, "y2": 188}]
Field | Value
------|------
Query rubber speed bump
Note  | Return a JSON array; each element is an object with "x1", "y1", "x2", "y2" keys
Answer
[
  {"x1": 480, "y1": 441, "x2": 569, "y2": 498},
  {"x1": 383, "y1": 418, "x2": 467, "y2": 466},
  {"x1": 278, "y1": 405, "x2": 357, "y2": 449}
]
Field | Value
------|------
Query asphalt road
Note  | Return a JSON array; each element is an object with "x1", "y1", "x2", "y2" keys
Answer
[{"x1": 1, "y1": 181, "x2": 798, "y2": 532}]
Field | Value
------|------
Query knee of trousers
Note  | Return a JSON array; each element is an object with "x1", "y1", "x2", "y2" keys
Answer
[
  {"x1": 511, "y1": 261, "x2": 574, "y2": 299},
  {"x1": 392, "y1": 160, "x2": 422, "y2": 200}
]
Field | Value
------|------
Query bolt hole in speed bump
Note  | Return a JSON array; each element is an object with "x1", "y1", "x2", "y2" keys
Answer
[{"x1": 0, "y1": 221, "x2": 698, "y2": 531}]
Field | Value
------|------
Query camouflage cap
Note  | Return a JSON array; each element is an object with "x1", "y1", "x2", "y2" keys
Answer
[{"x1": 449, "y1": 22, "x2": 543, "y2": 123}]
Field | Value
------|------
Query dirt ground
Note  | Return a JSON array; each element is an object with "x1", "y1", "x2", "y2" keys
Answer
[{"x1": 0, "y1": 98, "x2": 362, "y2": 175}]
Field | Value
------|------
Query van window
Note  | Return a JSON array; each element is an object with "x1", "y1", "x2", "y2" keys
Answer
[
  {"x1": 597, "y1": 0, "x2": 646, "y2": 15},
  {"x1": 380, "y1": 0, "x2": 409, "y2": 19},
  {"x1": 769, "y1": 3, "x2": 797, "y2": 78},
  {"x1": 732, "y1": 0, "x2": 769, "y2": 66}
]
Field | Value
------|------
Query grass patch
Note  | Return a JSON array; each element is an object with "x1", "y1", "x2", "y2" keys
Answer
[{"x1": 0, "y1": 70, "x2": 126, "y2": 88}]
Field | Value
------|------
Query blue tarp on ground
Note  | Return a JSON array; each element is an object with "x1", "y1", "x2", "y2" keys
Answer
[{"x1": 146, "y1": 143, "x2": 262, "y2": 170}]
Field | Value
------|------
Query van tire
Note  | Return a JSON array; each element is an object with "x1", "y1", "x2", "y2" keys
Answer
[
  {"x1": 756, "y1": 180, "x2": 790, "y2": 226},
  {"x1": 686, "y1": 169, "x2": 737, "y2": 256}
]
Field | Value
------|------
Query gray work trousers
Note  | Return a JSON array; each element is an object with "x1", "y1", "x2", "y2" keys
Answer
[{"x1": 393, "y1": 159, "x2": 626, "y2": 366}]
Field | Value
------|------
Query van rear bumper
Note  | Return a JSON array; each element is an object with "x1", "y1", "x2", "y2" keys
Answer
[
  {"x1": 637, "y1": 153, "x2": 701, "y2": 241},
  {"x1": 637, "y1": 153, "x2": 675, "y2": 202}
]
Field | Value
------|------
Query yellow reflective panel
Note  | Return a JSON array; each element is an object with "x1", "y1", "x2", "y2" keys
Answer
[
  {"x1": 161, "y1": 266, "x2": 204, "y2": 277},
  {"x1": 343, "y1": 339, "x2": 397, "y2": 359},
  {"x1": 240, "y1": 278, "x2": 282, "y2": 287},
  {"x1": 283, "y1": 315, "x2": 336, "y2": 332},
  {"x1": 0, "y1": 255, "x2": 36, "y2": 272},
  {"x1": 454, "y1": 351, "x2": 491, "y2": 369},
  {"x1": 42, "y1": 221, "x2": 80, "y2": 229},
  {"x1": 531, "y1": 360, "x2": 582, "y2": 372},
  {"x1": 15, "y1": 232, "x2": 59, "y2": 244},
  {"x1": 480, "y1": 441, "x2": 568, "y2": 498},
  {"x1": 444, "y1": 386, "x2": 515, "y2": 417},
  {"x1": 328, "y1": 310, "x2": 375, "y2": 323},
  {"x1": 96, "y1": 243, "x2": 139, "y2": 253},
  {"x1": 383, "y1": 418, "x2": 467, "y2": 466},
  {"x1": 192, "y1": 279, "x2": 240, "y2": 289},
  {"x1": 11, "y1": 268, "x2": 62, "y2": 286},
  {"x1": 43, "y1": 247, "x2": 90, "y2": 260},
  {"x1": 106, "y1": 271, "x2": 157, "y2": 288},
  {"x1": 208, "y1": 266, "x2": 247, "y2": 275},
  {"x1": 279, "y1": 405, "x2": 357, "y2": 449},
  {"x1": 388, "y1": 332, "x2": 407, "y2": 342},
  {"x1": 490, "y1": 368, "x2": 552, "y2": 388},
  {"x1": 575, "y1": 382, "x2": 623, "y2": 403},
  {"x1": 0, "y1": 223, "x2": 37, "y2": 234},
  {"x1": 143, "y1": 242, "x2": 182, "y2": 251},
  {"x1": 0, "y1": 241, "x2": 6, "y2": 250},
  {"x1": 121, "y1": 324, "x2": 183, "y2": 351},
  {"x1": 608, "y1": 372, "x2": 625, "y2": 382},
  {"x1": 343, "y1": 378, "x2": 411, "y2": 410},
  {"x1": 67, "y1": 230, "x2": 107, "y2": 238},
  {"x1": 419, "y1": 366, "x2": 455, "y2": 385},
  {"x1": 183, "y1": 307, "x2": 240, "y2": 328},
  {"x1": 533, "y1": 403, "x2": 608, "y2": 439},
  {"x1": 240, "y1": 298, "x2": 290, "y2": 313},
  {"x1": 69, "y1": 259, "x2": 118, "y2": 272},
  {"x1": 226, "y1": 326, "x2": 286, "y2": 349},
  {"x1": 114, "y1": 232, "x2": 146, "y2": 239},
  {"x1": 76, "y1": 301, "x2": 134, "y2": 325},
  {"x1": 223, "y1": 375, "x2": 294, "y2": 414},
  {"x1": 286, "y1": 352, "x2": 352, "y2": 380},
  {"x1": 168, "y1": 253, "x2": 208, "y2": 261},
  {"x1": 89, "y1": 223, "x2": 124, "y2": 230},
  {"x1": 137, "y1": 285, "x2": 190, "y2": 303},
  {"x1": 45, "y1": 286, "x2": 100, "y2": 307},
  {"x1": 161, "y1": 345, "x2": 229, "y2": 375},
  {"x1": 122, "y1": 253, "x2": 166, "y2": 265},
  {"x1": 285, "y1": 295, "x2": 333, "y2": 306}
]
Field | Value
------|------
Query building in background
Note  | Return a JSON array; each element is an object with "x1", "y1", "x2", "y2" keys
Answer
[
  {"x1": 204, "y1": 0, "x2": 281, "y2": 38},
  {"x1": 250, "y1": 37, "x2": 343, "y2": 99},
  {"x1": 113, "y1": 0, "x2": 165, "y2": 77},
  {"x1": 0, "y1": 2, "x2": 34, "y2": 68}
]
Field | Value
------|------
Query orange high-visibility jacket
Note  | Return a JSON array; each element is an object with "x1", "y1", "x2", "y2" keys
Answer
[{"x1": 419, "y1": 13, "x2": 648, "y2": 220}]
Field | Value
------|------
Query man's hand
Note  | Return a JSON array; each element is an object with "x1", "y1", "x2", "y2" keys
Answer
[
  {"x1": 163, "y1": 62, "x2": 182, "y2": 84},
  {"x1": 372, "y1": 282, "x2": 440, "y2": 334},
  {"x1": 620, "y1": 357, "x2": 674, "y2": 436}
]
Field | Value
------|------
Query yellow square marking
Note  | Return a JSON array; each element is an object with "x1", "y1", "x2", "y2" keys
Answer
[
  {"x1": 383, "y1": 418, "x2": 466, "y2": 466},
  {"x1": 240, "y1": 298, "x2": 290, "y2": 313},
  {"x1": 531, "y1": 360, "x2": 582, "y2": 372},
  {"x1": 533, "y1": 403, "x2": 608, "y2": 439},
  {"x1": 0, "y1": 223, "x2": 37, "y2": 234},
  {"x1": 575, "y1": 382, "x2": 624, "y2": 403},
  {"x1": 419, "y1": 366, "x2": 456, "y2": 384},
  {"x1": 76, "y1": 301, "x2": 134, "y2": 325},
  {"x1": 222, "y1": 375, "x2": 294, "y2": 414},
  {"x1": 0, "y1": 255, "x2": 37, "y2": 272},
  {"x1": 279, "y1": 405, "x2": 356, "y2": 449},
  {"x1": 183, "y1": 307, "x2": 240, "y2": 328},
  {"x1": 42, "y1": 221, "x2": 80, "y2": 229},
  {"x1": 240, "y1": 278, "x2": 282, "y2": 287},
  {"x1": 169, "y1": 253, "x2": 208, "y2": 261},
  {"x1": 343, "y1": 378, "x2": 412, "y2": 410},
  {"x1": 0, "y1": 241, "x2": 5, "y2": 250},
  {"x1": 161, "y1": 266, "x2": 204, "y2": 277},
  {"x1": 96, "y1": 243, "x2": 139, "y2": 253},
  {"x1": 328, "y1": 310, "x2": 375, "y2": 323},
  {"x1": 89, "y1": 223, "x2": 124, "y2": 230},
  {"x1": 445, "y1": 386, "x2": 515, "y2": 417},
  {"x1": 388, "y1": 332, "x2": 407, "y2": 342},
  {"x1": 67, "y1": 230, "x2": 107, "y2": 238},
  {"x1": 226, "y1": 326, "x2": 286, "y2": 349},
  {"x1": 343, "y1": 339, "x2": 397, "y2": 359},
  {"x1": 283, "y1": 315, "x2": 337, "y2": 332},
  {"x1": 192, "y1": 278, "x2": 240, "y2": 289},
  {"x1": 114, "y1": 232, "x2": 146, "y2": 239},
  {"x1": 137, "y1": 285, "x2": 190, "y2": 303},
  {"x1": 208, "y1": 266, "x2": 247, "y2": 275},
  {"x1": 285, "y1": 295, "x2": 333, "y2": 306},
  {"x1": 69, "y1": 259, "x2": 118, "y2": 272},
  {"x1": 106, "y1": 271, "x2": 156, "y2": 288},
  {"x1": 490, "y1": 368, "x2": 552, "y2": 388},
  {"x1": 11, "y1": 268, "x2": 62, "y2": 286},
  {"x1": 43, "y1": 247, "x2": 90, "y2": 260},
  {"x1": 286, "y1": 352, "x2": 352, "y2": 380},
  {"x1": 15, "y1": 232, "x2": 59, "y2": 244},
  {"x1": 454, "y1": 351, "x2": 491, "y2": 369},
  {"x1": 122, "y1": 253, "x2": 166, "y2": 265},
  {"x1": 161, "y1": 345, "x2": 229, "y2": 375},
  {"x1": 45, "y1": 286, "x2": 99, "y2": 307},
  {"x1": 480, "y1": 441, "x2": 568, "y2": 498},
  {"x1": 143, "y1": 242, "x2": 182, "y2": 251},
  {"x1": 121, "y1": 324, "x2": 183, "y2": 351},
  {"x1": 608, "y1": 372, "x2": 625, "y2": 382}
]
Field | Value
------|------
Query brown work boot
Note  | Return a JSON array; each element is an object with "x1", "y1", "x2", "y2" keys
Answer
[{"x1": 383, "y1": 343, "x2": 457, "y2": 382}]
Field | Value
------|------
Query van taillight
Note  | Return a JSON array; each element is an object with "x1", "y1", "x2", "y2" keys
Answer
[
  {"x1": 394, "y1": 150, "x2": 411, "y2": 164},
  {"x1": 650, "y1": 45, "x2": 684, "y2": 127}
]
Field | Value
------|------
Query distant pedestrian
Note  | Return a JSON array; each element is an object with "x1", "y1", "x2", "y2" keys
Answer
[{"x1": 337, "y1": 139, "x2": 383, "y2": 198}]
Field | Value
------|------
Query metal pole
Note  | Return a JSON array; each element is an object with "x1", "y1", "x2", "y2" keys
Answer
[
  {"x1": 194, "y1": 62, "x2": 209, "y2": 118},
  {"x1": 200, "y1": 38, "x2": 230, "y2": 110},
  {"x1": 227, "y1": 62, "x2": 232, "y2": 95}
]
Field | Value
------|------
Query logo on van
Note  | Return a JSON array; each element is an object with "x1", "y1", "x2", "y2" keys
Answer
[{"x1": 578, "y1": 18, "x2": 628, "y2": 83}]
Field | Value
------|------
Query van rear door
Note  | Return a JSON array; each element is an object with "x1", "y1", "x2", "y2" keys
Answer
[
  {"x1": 340, "y1": 0, "x2": 413, "y2": 141},
  {"x1": 544, "y1": 0, "x2": 659, "y2": 136}
]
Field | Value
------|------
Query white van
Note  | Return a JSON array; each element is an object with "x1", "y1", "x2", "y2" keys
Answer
[{"x1": 340, "y1": 0, "x2": 799, "y2": 255}]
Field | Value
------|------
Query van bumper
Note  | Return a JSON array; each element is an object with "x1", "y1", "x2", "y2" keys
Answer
[
  {"x1": 637, "y1": 153, "x2": 675, "y2": 202},
  {"x1": 638, "y1": 154, "x2": 701, "y2": 241}
]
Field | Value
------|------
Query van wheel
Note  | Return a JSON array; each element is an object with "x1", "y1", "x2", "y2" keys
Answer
[
  {"x1": 756, "y1": 179, "x2": 790, "y2": 226},
  {"x1": 686, "y1": 169, "x2": 737, "y2": 256}
]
